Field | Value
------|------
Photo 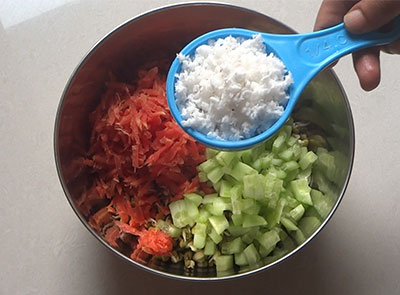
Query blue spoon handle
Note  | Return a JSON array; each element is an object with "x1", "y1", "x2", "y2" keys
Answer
[{"x1": 262, "y1": 16, "x2": 400, "y2": 84}]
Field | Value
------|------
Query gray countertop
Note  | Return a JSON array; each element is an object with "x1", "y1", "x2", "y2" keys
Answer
[{"x1": 1, "y1": 0, "x2": 399, "y2": 294}]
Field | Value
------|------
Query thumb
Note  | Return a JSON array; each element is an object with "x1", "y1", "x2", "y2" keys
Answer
[{"x1": 344, "y1": 0, "x2": 400, "y2": 34}]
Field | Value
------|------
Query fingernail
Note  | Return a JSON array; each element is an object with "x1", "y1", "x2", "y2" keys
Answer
[{"x1": 344, "y1": 9, "x2": 365, "y2": 33}]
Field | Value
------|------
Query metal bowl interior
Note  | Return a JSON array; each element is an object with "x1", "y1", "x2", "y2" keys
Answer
[{"x1": 54, "y1": 2, "x2": 354, "y2": 280}]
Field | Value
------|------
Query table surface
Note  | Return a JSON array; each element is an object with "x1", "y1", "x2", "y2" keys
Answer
[{"x1": 1, "y1": 1, "x2": 399, "y2": 294}]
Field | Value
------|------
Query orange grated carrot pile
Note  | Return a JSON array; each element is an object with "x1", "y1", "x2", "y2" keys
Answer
[{"x1": 76, "y1": 67, "x2": 207, "y2": 259}]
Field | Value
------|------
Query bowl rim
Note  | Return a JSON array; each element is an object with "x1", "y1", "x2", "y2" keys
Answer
[{"x1": 54, "y1": 1, "x2": 355, "y2": 281}]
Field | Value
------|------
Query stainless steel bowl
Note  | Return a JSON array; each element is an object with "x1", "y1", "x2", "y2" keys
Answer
[{"x1": 54, "y1": 2, "x2": 354, "y2": 280}]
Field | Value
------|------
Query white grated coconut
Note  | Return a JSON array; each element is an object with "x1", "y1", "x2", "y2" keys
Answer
[{"x1": 175, "y1": 34, "x2": 293, "y2": 140}]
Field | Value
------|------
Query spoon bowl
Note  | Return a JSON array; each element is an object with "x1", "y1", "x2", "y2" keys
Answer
[{"x1": 167, "y1": 16, "x2": 400, "y2": 150}]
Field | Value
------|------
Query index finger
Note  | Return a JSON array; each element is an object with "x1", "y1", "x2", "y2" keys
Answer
[{"x1": 314, "y1": 0, "x2": 358, "y2": 31}]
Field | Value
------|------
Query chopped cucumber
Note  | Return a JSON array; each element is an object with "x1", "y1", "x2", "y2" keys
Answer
[
  {"x1": 198, "y1": 158, "x2": 219, "y2": 173},
  {"x1": 198, "y1": 208, "x2": 211, "y2": 223},
  {"x1": 215, "y1": 255, "x2": 234, "y2": 272},
  {"x1": 216, "y1": 151, "x2": 236, "y2": 166},
  {"x1": 297, "y1": 166, "x2": 312, "y2": 180},
  {"x1": 204, "y1": 238, "x2": 216, "y2": 255},
  {"x1": 206, "y1": 148, "x2": 219, "y2": 159},
  {"x1": 208, "y1": 227, "x2": 223, "y2": 244},
  {"x1": 169, "y1": 199, "x2": 199, "y2": 228},
  {"x1": 293, "y1": 229, "x2": 306, "y2": 244},
  {"x1": 298, "y1": 216, "x2": 321, "y2": 237},
  {"x1": 311, "y1": 189, "x2": 335, "y2": 219},
  {"x1": 184, "y1": 193, "x2": 203, "y2": 207},
  {"x1": 289, "y1": 204, "x2": 305, "y2": 221},
  {"x1": 155, "y1": 220, "x2": 182, "y2": 238},
  {"x1": 203, "y1": 193, "x2": 218, "y2": 204},
  {"x1": 241, "y1": 227, "x2": 260, "y2": 244},
  {"x1": 234, "y1": 252, "x2": 248, "y2": 266},
  {"x1": 227, "y1": 161, "x2": 258, "y2": 182},
  {"x1": 259, "y1": 245, "x2": 275, "y2": 258},
  {"x1": 198, "y1": 171, "x2": 208, "y2": 182},
  {"x1": 282, "y1": 161, "x2": 300, "y2": 173},
  {"x1": 243, "y1": 174, "x2": 266, "y2": 200},
  {"x1": 280, "y1": 217, "x2": 299, "y2": 232},
  {"x1": 207, "y1": 166, "x2": 224, "y2": 184},
  {"x1": 240, "y1": 149, "x2": 253, "y2": 165},
  {"x1": 219, "y1": 180, "x2": 232, "y2": 198},
  {"x1": 240, "y1": 198, "x2": 261, "y2": 215},
  {"x1": 256, "y1": 230, "x2": 280, "y2": 251},
  {"x1": 290, "y1": 178, "x2": 313, "y2": 205},
  {"x1": 251, "y1": 158, "x2": 263, "y2": 172},
  {"x1": 210, "y1": 197, "x2": 232, "y2": 216},
  {"x1": 228, "y1": 225, "x2": 251, "y2": 237},
  {"x1": 272, "y1": 131, "x2": 288, "y2": 154},
  {"x1": 209, "y1": 215, "x2": 229, "y2": 235},
  {"x1": 168, "y1": 121, "x2": 336, "y2": 274},
  {"x1": 221, "y1": 237, "x2": 245, "y2": 254},
  {"x1": 242, "y1": 214, "x2": 267, "y2": 228},
  {"x1": 279, "y1": 149, "x2": 294, "y2": 161},
  {"x1": 299, "y1": 151, "x2": 318, "y2": 170},
  {"x1": 243, "y1": 243, "x2": 261, "y2": 265},
  {"x1": 231, "y1": 214, "x2": 243, "y2": 226},
  {"x1": 193, "y1": 222, "x2": 207, "y2": 249}
]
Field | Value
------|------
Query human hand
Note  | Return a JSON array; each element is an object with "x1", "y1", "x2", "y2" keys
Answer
[{"x1": 314, "y1": 0, "x2": 400, "y2": 91}]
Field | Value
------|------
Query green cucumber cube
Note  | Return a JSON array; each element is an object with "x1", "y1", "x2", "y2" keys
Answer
[
  {"x1": 215, "y1": 255, "x2": 234, "y2": 272},
  {"x1": 242, "y1": 214, "x2": 267, "y2": 228},
  {"x1": 204, "y1": 238, "x2": 216, "y2": 255},
  {"x1": 198, "y1": 171, "x2": 208, "y2": 182},
  {"x1": 221, "y1": 237, "x2": 245, "y2": 254},
  {"x1": 219, "y1": 180, "x2": 232, "y2": 198},
  {"x1": 240, "y1": 150, "x2": 253, "y2": 165},
  {"x1": 231, "y1": 214, "x2": 243, "y2": 226},
  {"x1": 243, "y1": 174, "x2": 266, "y2": 200},
  {"x1": 289, "y1": 204, "x2": 305, "y2": 221},
  {"x1": 251, "y1": 158, "x2": 263, "y2": 172},
  {"x1": 169, "y1": 199, "x2": 199, "y2": 228},
  {"x1": 211, "y1": 197, "x2": 232, "y2": 216},
  {"x1": 198, "y1": 208, "x2": 211, "y2": 223},
  {"x1": 208, "y1": 227, "x2": 223, "y2": 244},
  {"x1": 234, "y1": 252, "x2": 248, "y2": 266},
  {"x1": 290, "y1": 178, "x2": 313, "y2": 205},
  {"x1": 298, "y1": 216, "x2": 321, "y2": 237},
  {"x1": 282, "y1": 161, "x2": 300, "y2": 172},
  {"x1": 205, "y1": 148, "x2": 219, "y2": 159},
  {"x1": 193, "y1": 222, "x2": 208, "y2": 249},
  {"x1": 202, "y1": 193, "x2": 218, "y2": 204},
  {"x1": 216, "y1": 151, "x2": 236, "y2": 166},
  {"x1": 280, "y1": 217, "x2": 299, "y2": 232},
  {"x1": 279, "y1": 149, "x2": 294, "y2": 161},
  {"x1": 293, "y1": 229, "x2": 306, "y2": 244},
  {"x1": 207, "y1": 166, "x2": 224, "y2": 184},
  {"x1": 228, "y1": 225, "x2": 251, "y2": 237},
  {"x1": 311, "y1": 189, "x2": 335, "y2": 219},
  {"x1": 259, "y1": 245, "x2": 275, "y2": 258},
  {"x1": 230, "y1": 184, "x2": 243, "y2": 199},
  {"x1": 227, "y1": 161, "x2": 258, "y2": 182},
  {"x1": 272, "y1": 132, "x2": 287, "y2": 154},
  {"x1": 243, "y1": 243, "x2": 261, "y2": 265},
  {"x1": 240, "y1": 198, "x2": 261, "y2": 215},
  {"x1": 184, "y1": 193, "x2": 203, "y2": 207},
  {"x1": 198, "y1": 158, "x2": 219, "y2": 173},
  {"x1": 209, "y1": 215, "x2": 229, "y2": 235},
  {"x1": 257, "y1": 230, "x2": 280, "y2": 251},
  {"x1": 299, "y1": 151, "x2": 318, "y2": 170},
  {"x1": 242, "y1": 227, "x2": 260, "y2": 244}
]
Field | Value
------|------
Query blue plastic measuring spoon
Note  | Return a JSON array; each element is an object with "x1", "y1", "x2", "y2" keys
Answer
[{"x1": 166, "y1": 17, "x2": 400, "y2": 150}]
